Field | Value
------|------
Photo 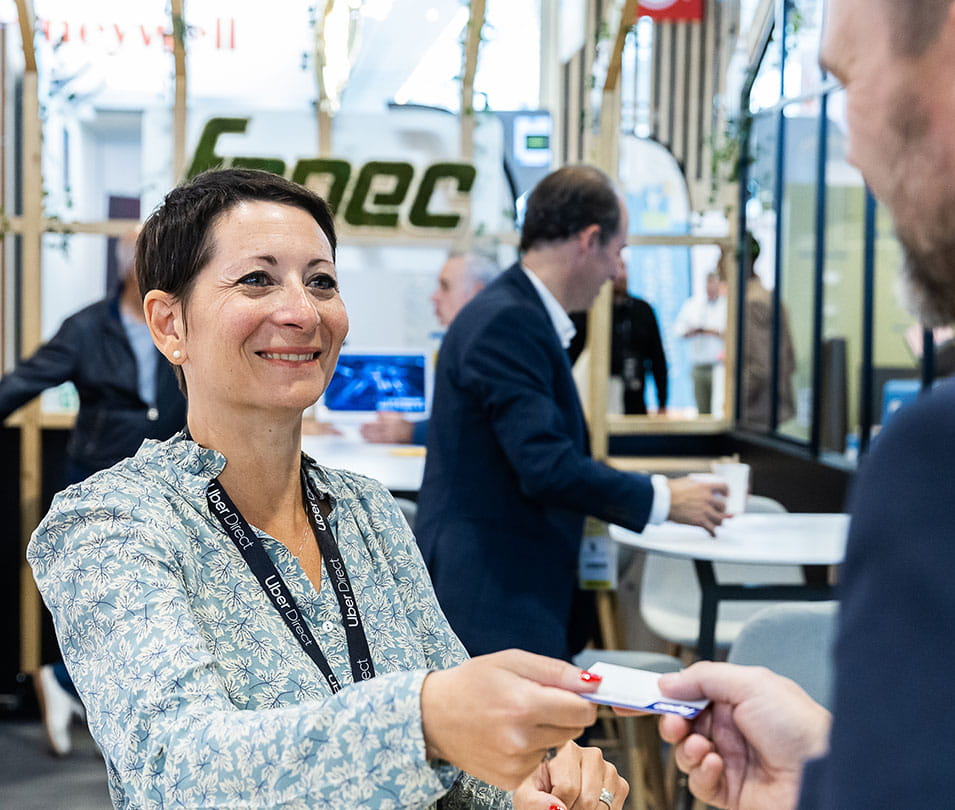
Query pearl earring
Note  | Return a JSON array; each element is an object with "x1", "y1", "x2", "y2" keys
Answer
[{"x1": 172, "y1": 350, "x2": 182, "y2": 360}]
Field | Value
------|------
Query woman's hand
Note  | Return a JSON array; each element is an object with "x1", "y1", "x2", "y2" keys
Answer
[
  {"x1": 420, "y1": 650, "x2": 600, "y2": 790},
  {"x1": 512, "y1": 742, "x2": 628, "y2": 810}
]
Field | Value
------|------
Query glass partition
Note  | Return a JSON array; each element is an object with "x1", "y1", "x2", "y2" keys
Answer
[
  {"x1": 871, "y1": 202, "x2": 918, "y2": 438},
  {"x1": 821, "y1": 88, "x2": 865, "y2": 458},
  {"x1": 740, "y1": 9, "x2": 938, "y2": 465},
  {"x1": 777, "y1": 105, "x2": 819, "y2": 441}
]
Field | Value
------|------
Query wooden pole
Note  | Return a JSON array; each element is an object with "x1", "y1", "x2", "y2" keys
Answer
[
  {"x1": 460, "y1": 0, "x2": 486, "y2": 162},
  {"x1": 14, "y1": 0, "x2": 43, "y2": 677},
  {"x1": 170, "y1": 0, "x2": 188, "y2": 181},
  {"x1": 585, "y1": 0, "x2": 635, "y2": 462},
  {"x1": 454, "y1": 0, "x2": 486, "y2": 239},
  {"x1": 312, "y1": 2, "x2": 335, "y2": 156}
]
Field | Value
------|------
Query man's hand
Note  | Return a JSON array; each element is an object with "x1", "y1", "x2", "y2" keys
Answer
[
  {"x1": 667, "y1": 477, "x2": 728, "y2": 535},
  {"x1": 360, "y1": 411, "x2": 414, "y2": 444},
  {"x1": 301, "y1": 417, "x2": 341, "y2": 436},
  {"x1": 656, "y1": 662, "x2": 832, "y2": 810}
]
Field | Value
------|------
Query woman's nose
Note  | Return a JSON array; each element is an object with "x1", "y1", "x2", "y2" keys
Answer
[{"x1": 277, "y1": 282, "x2": 320, "y2": 328}]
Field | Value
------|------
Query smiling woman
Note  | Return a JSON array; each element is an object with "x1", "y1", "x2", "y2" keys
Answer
[
  {"x1": 26, "y1": 169, "x2": 628, "y2": 810},
  {"x1": 145, "y1": 199, "x2": 348, "y2": 428}
]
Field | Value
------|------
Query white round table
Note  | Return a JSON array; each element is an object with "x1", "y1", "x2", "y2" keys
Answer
[
  {"x1": 610, "y1": 513, "x2": 850, "y2": 659},
  {"x1": 301, "y1": 435, "x2": 425, "y2": 493}
]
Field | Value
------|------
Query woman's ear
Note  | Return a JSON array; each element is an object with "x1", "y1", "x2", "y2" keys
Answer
[{"x1": 144, "y1": 290, "x2": 185, "y2": 364}]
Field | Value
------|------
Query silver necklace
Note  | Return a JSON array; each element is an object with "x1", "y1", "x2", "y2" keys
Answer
[{"x1": 293, "y1": 522, "x2": 312, "y2": 556}]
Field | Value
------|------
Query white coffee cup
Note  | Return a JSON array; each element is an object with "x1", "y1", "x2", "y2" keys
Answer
[{"x1": 711, "y1": 462, "x2": 750, "y2": 515}]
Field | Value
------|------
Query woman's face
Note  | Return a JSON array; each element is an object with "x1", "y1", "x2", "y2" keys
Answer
[{"x1": 177, "y1": 200, "x2": 348, "y2": 420}]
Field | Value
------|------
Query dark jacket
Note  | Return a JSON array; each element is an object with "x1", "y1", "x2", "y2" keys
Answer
[
  {"x1": 415, "y1": 264, "x2": 654, "y2": 660},
  {"x1": 569, "y1": 296, "x2": 669, "y2": 414},
  {"x1": 0, "y1": 297, "x2": 186, "y2": 472},
  {"x1": 797, "y1": 379, "x2": 955, "y2": 809}
]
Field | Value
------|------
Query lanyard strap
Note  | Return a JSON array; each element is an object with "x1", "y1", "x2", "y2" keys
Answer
[{"x1": 205, "y1": 469, "x2": 375, "y2": 692}]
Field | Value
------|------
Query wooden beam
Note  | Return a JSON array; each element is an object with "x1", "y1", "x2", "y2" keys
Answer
[
  {"x1": 170, "y1": 0, "x2": 188, "y2": 181},
  {"x1": 14, "y1": 0, "x2": 35, "y2": 73},
  {"x1": 14, "y1": 0, "x2": 43, "y2": 677},
  {"x1": 671, "y1": 21, "x2": 689, "y2": 168},
  {"x1": 586, "y1": 283, "x2": 614, "y2": 461},
  {"x1": 539, "y1": 0, "x2": 563, "y2": 164},
  {"x1": 686, "y1": 17, "x2": 703, "y2": 184},
  {"x1": 311, "y1": 2, "x2": 335, "y2": 156},
  {"x1": 656, "y1": 24, "x2": 673, "y2": 148},
  {"x1": 607, "y1": 414, "x2": 731, "y2": 434},
  {"x1": 603, "y1": 0, "x2": 638, "y2": 93},
  {"x1": 626, "y1": 234, "x2": 732, "y2": 247},
  {"x1": 608, "y1": 455, "x2": 728, "y2": 474},
  {"x1": 5, "y1": 410, "x2": 77, "y2": 430},
  {"x1": 5, "y1": 216, "x2": 142, "y2": 236},
  {"x1": 460, "y1": 0, "x2": 486, "y2": 161},
  {"x1": 588, "y1": 0, "x2": 634, "y2": 461}
]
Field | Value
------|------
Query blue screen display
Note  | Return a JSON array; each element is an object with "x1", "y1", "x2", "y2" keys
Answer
[{"x1": 324, "y1": 354, "x2": 427, "y2": 413}]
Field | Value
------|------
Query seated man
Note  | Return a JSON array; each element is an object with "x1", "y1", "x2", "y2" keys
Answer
[{"x1": 360, "y1": 251, "x2": 498, "y2": 445}]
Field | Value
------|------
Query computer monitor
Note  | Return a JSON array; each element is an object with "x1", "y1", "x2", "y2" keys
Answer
[{"x1": 319, "y1": 348, "x2": 433, "y2": 421}]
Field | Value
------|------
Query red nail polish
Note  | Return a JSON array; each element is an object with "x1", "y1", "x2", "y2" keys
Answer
[
  {"x1": 580, "y1": 670, "x2": 602, "y2": 683},
  {"x1": 549, "y1": 805, "x2": 564, "y2": 810}
]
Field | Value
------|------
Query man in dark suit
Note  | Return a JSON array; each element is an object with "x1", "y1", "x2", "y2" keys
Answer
[
  {"x1": 648, "y1": 2, "x2": 955, "y2": 808},
  {"x1": 415, "y1": 165, "x2": 726, "y2": 661}
]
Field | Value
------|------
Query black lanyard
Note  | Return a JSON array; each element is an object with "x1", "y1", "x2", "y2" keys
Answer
[{"x1": 205, "y1": 467, "x2": 375, "y2": 693}]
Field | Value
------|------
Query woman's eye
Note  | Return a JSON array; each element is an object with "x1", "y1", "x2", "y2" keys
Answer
[
  {"x1": 238, "y1": 271, "x2": 271, "y2": 287},
  {"x1": 308, "y1": 273, "x2": 338, "y2": 291}
]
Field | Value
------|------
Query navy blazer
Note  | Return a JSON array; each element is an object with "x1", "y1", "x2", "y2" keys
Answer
[
  {"x1": 416, "y1": 264, "x2": 654, "y2": 659},
  {"x1": 796, "y1": 379, "x2": 955, "y2": 808}
]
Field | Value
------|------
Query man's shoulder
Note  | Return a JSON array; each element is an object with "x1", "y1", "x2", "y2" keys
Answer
[
  {"x1": 877, "y1": 379, "x2": 955, "y2": 441},
  {"x1": 56, "y1": 297, "x2": 118, "y2": 335},
  {"x1": 68, "y1": 297, "x2": 115, "y2": 321},
  {"x1": 449, "y1": 265, "x2": 545, "y2": 334},
  {"x1": 860, "y1": 379, "x2": 955, "y2": 481}
]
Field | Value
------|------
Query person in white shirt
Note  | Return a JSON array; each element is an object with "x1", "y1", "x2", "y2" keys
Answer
[{"x1": 674, "y1": 270, "x2": 727, "y2": 415}]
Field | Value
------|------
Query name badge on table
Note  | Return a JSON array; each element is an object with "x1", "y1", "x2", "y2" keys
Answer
[{"x1": 578, "y1": 517, "x2": 618, "y2": 590}]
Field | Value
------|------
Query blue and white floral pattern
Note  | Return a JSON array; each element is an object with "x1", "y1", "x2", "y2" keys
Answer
[{"x1": 29, "y1": 434, "x2": 511, "y2": 810}]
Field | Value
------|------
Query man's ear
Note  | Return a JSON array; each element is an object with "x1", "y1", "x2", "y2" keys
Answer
[
  {"x1": 577, "y1": 223, "x2": 602, "y2": 251},
  {"x1": 144, "y1": 290, "x2": 185, "y2": 364}
]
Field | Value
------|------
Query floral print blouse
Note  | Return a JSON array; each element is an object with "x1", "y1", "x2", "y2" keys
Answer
[{"x1": 29, "y1": 433, "x2": 510, "y2": 810}]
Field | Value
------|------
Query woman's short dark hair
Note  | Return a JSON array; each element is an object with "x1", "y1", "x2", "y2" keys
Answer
[
  {"x1": 519, "y1": 165, "x2": 621, "y2": 253},
  {"x1": 136, "y1": 168, "x2": 336, "y2": 311}
]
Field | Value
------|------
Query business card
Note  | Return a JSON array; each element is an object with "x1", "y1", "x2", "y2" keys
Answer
[{"x1": 581, "y1": 661, "x2": 709, "y2": 718}]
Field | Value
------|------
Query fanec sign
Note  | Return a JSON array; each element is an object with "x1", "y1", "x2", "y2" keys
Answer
[{"x1": 187, "y1": 117, "x2": 477, "y2": 231}]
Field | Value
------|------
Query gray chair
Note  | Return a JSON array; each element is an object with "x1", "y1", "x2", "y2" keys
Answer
[
  {"x1": 394, "y1": 497, "x2": 417, "y2": 528},
  {"x1": 639, "y1": 494, "x2": 811, "y2": 653},
  {"x1": 728, "y1": 601, "x2": 839, "y2": 710}
]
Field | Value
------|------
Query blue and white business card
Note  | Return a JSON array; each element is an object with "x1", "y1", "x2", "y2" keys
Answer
[{"x1": 581, "y1": 661, "x2": 709, "y2": 718}]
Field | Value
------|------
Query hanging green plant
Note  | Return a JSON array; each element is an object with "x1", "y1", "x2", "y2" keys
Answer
[{"x1": 708, "y1": 112, "x2": 752, "y2": 205}]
